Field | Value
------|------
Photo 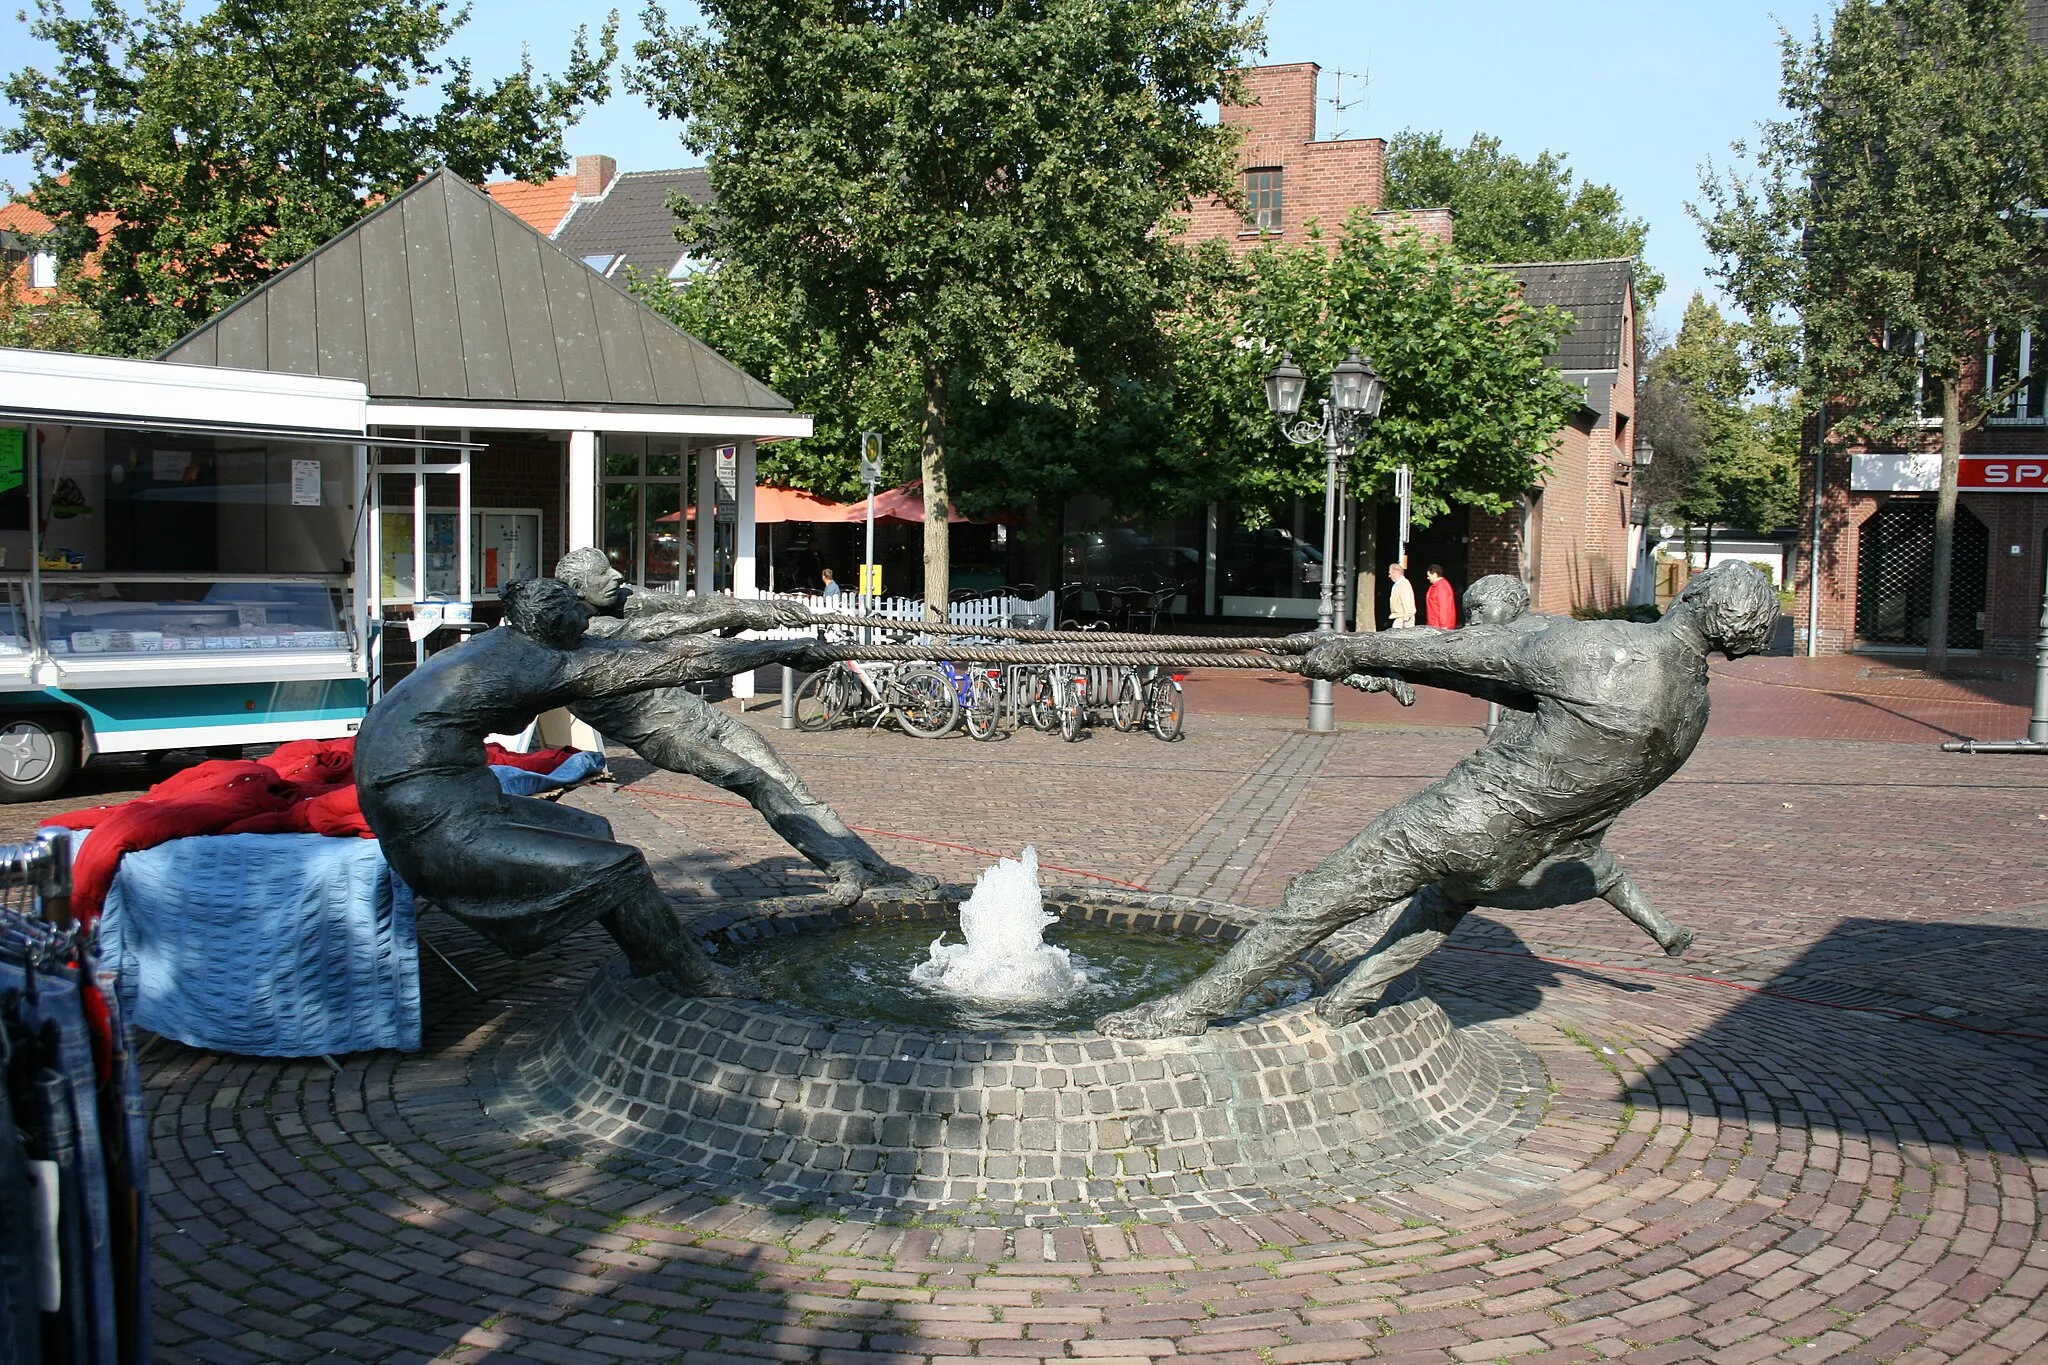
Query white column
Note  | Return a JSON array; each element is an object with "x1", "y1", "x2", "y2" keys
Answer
[
  {"x1": 731, "y1": 438, "x2": 759, "y2": 699},
  {"x1": 695, "y1": 444, "x2": 716, "y2": 598},
  {"x1": 566, "y1": 430, "x2": 599, "y2": 551},
  {"x1": 355, "y1": 443, "x2": 379, "y2": 697}
]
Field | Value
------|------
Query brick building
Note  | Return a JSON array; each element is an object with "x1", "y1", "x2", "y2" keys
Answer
[{"x1": 1165, "y1": 62, "x2": 1635, "y2": 621}]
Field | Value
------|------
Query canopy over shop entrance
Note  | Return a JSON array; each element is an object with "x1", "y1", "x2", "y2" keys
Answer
[{"x1": 160, "y1": 169, "x2": 812, "y2": 697}]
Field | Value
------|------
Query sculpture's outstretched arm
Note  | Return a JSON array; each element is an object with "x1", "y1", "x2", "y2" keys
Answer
[
  {"x1": 565, "y1": 636, "x2": 831, "y2": 699},
  {"x1": 622, "y1": 589, "x2": 812, "y2": 636},
  {"x1": 1294, "y1": 626, "x2": 1568, "y2": 705}
]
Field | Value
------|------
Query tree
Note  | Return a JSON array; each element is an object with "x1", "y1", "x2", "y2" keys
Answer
[
  {"x1": 1385, "y1": 130, "x2": 1664, "y2": 305},
  {"x1": 1695, "y1": 0, "x2": 2048, "y2": 668},
  {"x1": 1161, "y1": 217, "x2": 1584, "y2": 530},
  {"x1": 5, "y1": 0, "x2": 617, "y2": 355},
  {"x1": 630, "y1": 0, "x2": 1258, "y2": 617},
  {"x1": 1639, "y1": 294, "x2": 1800, "y2": 536},
  {"x1": 0, "y1": 271, "x2": 101, "y2": 352}
]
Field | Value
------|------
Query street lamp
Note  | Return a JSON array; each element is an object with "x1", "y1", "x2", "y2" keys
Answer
[{"x1": 1263, "y1": 347, "x2": 1385, "y2": 733}]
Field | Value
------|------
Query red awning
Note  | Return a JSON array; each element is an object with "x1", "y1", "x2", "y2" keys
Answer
[{"x1": 660, "y1": 484, "x2": 853, "y2": 525}]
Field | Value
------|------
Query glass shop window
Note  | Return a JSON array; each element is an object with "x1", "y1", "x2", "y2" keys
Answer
[
  {"x1": 102, "y1": 435, "x2": 353, "y2": 575},
  {"x1": 602, "y1": 434, "x2": 691, "y2": 589}
]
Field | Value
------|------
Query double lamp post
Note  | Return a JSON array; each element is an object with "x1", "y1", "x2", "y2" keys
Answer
[{"x1": 1263, "y1": 348, "x2": 1386, "y2": 733}]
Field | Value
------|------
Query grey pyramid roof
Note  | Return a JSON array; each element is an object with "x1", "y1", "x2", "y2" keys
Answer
[
  {"x1": 162, "y1": 169, "x2": 790, "y2": 413},
  {"x1": 1492, "y1": 258, "x2": 1633, "y2": 373}
]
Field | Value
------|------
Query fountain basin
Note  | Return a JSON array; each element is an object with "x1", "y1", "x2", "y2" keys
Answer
[{"x1": 503, "y1": 890, "x2": 1546, "y2": 1222}]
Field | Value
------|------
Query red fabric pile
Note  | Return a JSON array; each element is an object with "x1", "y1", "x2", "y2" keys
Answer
[{"x1": 42, "y1": 737, "x2": 580, "y2": 927}]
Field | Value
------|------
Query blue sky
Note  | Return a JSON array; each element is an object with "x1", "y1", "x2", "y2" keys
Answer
[{"x1": 3, "y1": 0, "x2": 1832, "y2": 337}]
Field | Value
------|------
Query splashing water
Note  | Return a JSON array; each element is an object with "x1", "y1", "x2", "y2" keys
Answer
[{"x1": 910, "y1": 847, "x2": 1089, "y2": 1004}]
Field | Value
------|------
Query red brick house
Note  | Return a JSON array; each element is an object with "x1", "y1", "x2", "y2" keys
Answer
[{"x1": 1169, "y1": 62, "x2": 1635, "y2": 621}]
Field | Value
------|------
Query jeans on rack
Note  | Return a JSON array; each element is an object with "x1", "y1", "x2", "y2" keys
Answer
[
  {"x1": 0, "y1": 1017, "x2": 41, "y2": 1363},
  {"x1": 3, "y1": 957, "x2": 119, "y2": 1365}
]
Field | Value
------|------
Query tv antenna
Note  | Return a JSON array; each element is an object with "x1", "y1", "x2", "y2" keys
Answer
[{"x1": 1321, "y1": 67, "x2": 1369, "y2": 140}]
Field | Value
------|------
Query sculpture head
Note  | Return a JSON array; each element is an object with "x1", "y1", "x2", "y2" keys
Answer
[
  {"x1": 503, "y1": 577, "x2": 591, "y2": 649},
  {"x1": 553, "y1": 547, "x2": 628, "y2": 610},
  {"x1": 1670, "y1": 561, "x2": 1778, "y2": 660},
  {"x1": 1463, "y1": 575, "x2": 1529, "y2": 626}
]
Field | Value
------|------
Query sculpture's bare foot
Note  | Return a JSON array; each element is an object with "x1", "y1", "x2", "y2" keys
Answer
[
  {"x1": 822, "y1": 863, "x2": 870, "y2": 907},
  {"x1": 821, "y1": 861, "x2": 940, "y2": 906},
  {"x1": 1314, "y1": 990, "x2": 1385, "y2": 1029},
  {"x1": 1095, "y1": 996, "x2": 1211, "y2": 1039},
  {"x1": 671, "y1": 961, "x2": 767, "y2": 1000},
  {"x1": 865, "y1": 866, "x2": 940, "y2": 900},
  {"x1": 1661, "y1": 926, "x2": 1695, "y2": 957}
]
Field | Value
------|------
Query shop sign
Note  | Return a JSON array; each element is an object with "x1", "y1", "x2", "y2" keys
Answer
[{"x1": 1959, "y1": 457, "x2": 2048, "y2": 491}]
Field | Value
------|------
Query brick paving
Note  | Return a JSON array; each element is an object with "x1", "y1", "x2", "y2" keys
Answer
[{"x1": 17, "y1": 681, "x2": 2048, "y2": 1363}]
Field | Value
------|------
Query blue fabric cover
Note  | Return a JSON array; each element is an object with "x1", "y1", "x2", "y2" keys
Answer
[
  {"x1": 94, "y1": 833, "x2": 420, "y2": 1058},
  {"x1": 490, "y1": 749, "x2": 606, "y2": 797},
  {"x1": 73, "y1": 750, "x2": 600, "y2": 1059}
]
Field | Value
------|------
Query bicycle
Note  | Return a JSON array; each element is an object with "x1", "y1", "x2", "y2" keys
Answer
[
  {"x1": 936, "y1": 659, "x2": 1003, "y2": 741},
  {"x1": 1112, "y1": 665, "x2": 1185, "y2": 741},
  {"x1": 793, "y1": 658, "x2": 959, "y2": 737}
]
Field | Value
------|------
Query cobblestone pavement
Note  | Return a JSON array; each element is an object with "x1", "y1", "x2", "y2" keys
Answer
[{"x1": 38, "y1": 696, "x2": 2048, "y2": 1364}]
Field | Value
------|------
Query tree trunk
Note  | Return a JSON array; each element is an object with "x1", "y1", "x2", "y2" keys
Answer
[
  {"x1": 920, "y1": 366, "x2": 950, "y2": 624},
  {"x1": 1927, "y1": 374, "x2": 1962, "y2": 672}
]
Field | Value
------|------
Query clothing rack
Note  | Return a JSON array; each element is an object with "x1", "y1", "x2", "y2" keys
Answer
[{"x1": 4, "y1": 828, "x2": 151, "y2": 1365}]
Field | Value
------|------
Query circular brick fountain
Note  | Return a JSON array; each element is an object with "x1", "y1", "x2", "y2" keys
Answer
[{"x1": 486, "y1": 889, "x2": 1545, "y2": 1224}]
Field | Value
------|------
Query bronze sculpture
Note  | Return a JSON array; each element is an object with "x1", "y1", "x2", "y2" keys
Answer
[
  {"x1": 551, "y1": 548, "x2": 936, "y2": 904},
  {"x1": 355, "y1": 577, "x2": 835, "y2": 995},
  {"x1": 1097, "y1": 562, "x2": 1775, "y2": 1039}
]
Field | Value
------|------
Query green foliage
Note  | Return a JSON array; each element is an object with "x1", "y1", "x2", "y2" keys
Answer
[
  {"x1": 1386, "y1": 130, "x2": 1662, "y2": 305},
  {"x1": 0, "y1": 270, "x2": 101, "y2": 352},
  {"x1": 1638, "y1": 295, "x2": 1800, "y2": 532},
  {"x1": 1162, "y1": 217, "x2": 1584, "y2": 526},
  {"x1": 4, "y1": 0, "x2": 618, "y2": 355},
  {"x1": 1695, "y1": 0, "x2": 2048, "y2": 440},
  {"x1": 629, "y1": 0, "x2": 1260, "y2": 606},
  {"x1": 1572, "y1": 602, "x2": 1661, "y2": 622}
]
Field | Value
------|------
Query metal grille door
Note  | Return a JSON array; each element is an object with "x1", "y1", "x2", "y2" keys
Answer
[{"x1": 1855, "y1": 501, "x2": 1988, "y2": 649}]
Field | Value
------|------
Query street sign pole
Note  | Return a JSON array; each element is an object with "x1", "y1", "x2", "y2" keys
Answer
[
  {"x1": 860, "y1": 432, "x2": 882, "y2": 640},
  {"x1": 1395, "y1": 463, "x2": 1412, "y2": 570}
]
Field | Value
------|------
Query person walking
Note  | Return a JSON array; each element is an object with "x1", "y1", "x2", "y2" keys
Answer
[
  {"x1": 1386, "y1": 562, "x2": 1416, "y2": 628},
  {"x1": 1424, "y1": 564, "x2": 1457, "y2": 629}
]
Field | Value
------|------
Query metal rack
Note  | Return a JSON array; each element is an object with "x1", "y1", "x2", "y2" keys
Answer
[{"x1": 0, "y1": 829, "x2": 74, "y2": 930}]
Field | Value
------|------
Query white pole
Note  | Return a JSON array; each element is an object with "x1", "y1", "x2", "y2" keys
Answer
[
  {"x1": 566, "y1": 430, "x2": 599, "y2": 550},
  {"x1": 733, "y1": 439, "x2": 759, "y2": 699}
]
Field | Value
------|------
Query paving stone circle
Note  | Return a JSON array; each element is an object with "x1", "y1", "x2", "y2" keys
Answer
[{"x1": 477, "y1": 888, "x2": 1546, "y2": 1225}]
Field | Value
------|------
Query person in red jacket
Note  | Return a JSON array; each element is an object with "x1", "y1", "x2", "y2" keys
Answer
[{"x1": 1424, "y1": 564, "x2": 1457, "y2": 629}]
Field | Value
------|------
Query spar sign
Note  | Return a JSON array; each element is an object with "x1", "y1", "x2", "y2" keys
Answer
[{"x1": 1960, "y1": 457, "x2": 2048, "y2": 491}]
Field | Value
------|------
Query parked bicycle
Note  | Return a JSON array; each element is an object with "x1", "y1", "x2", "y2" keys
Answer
[
  {"x1": 1112, "y1": 665, "x2": 1186, "y2": 741},
  {"x1": 936, "y1": 659, "x2": 1004, "y2": 741},
  {"x1": 1009, "y1": 661, "x2": 1087, "y2": 741},
  {"x1": 793, "y1": 658, "x2": 958, "y2": 737}
]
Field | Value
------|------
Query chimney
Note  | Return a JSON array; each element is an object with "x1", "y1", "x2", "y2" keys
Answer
[{"x1": 575, "y1": 154, "x2": 617, "y2": 199}]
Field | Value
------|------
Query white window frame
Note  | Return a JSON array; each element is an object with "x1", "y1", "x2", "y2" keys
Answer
[
  {"x1": 28, "y1": 252, "x2": 56, "y2": 290},
  {"x1": 1986, "y1": 327, "x2": 2044, "y2": 424}
]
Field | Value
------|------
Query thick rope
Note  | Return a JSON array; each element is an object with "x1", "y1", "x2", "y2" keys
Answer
[
  {"x1": 799, "y1": 612, "x2": 1309, "y2": 654},
  {"x1": 809, "y1": 642, "x2": 1305, "y2": 671}
]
